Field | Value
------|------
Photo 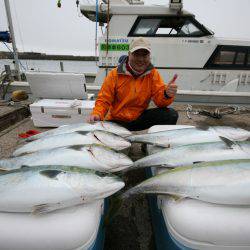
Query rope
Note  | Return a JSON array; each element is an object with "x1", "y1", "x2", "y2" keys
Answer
[
  {"x1": 186, "y1": 104, "x2": 250, "y2": 120},
  {"x1": 95, "y1": 0, "x2": 99, "y2": 58},
  {"x1": 105, "y1": 0, "x2": 110, "y2": 76},
  {"x1": 12, "y1": 0, "x2": 25, "y2": 53},
  {"x1": 1, "y1": 42, "x2": 26, "y2": 71},
  {"x1": 106, "y1": 0, "x2": 110, "y2": 57},
  {"x1": 9, "y1": 0, "x2": 29, "y2": 71}
]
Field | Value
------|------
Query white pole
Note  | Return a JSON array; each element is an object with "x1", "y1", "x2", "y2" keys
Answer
[{"x1": 4, "y1": 0, "x2": 21, "y2": 81}]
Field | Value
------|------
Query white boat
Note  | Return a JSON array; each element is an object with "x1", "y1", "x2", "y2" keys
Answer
[{"x1": 80, "y1": 0, "x2": 250, "y2": 105}]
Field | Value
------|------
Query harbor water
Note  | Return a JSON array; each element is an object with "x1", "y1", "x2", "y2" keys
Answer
[{"x1": 0, "y1": 59, "x2": 98, "y2": 74}]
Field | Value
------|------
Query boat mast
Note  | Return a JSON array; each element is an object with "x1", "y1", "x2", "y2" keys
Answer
[{"x1": 4, "y1": 0, "x2": 21, "y2": 81}]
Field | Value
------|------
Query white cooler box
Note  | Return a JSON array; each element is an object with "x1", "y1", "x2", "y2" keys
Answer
[
  {"x1": 146, "y1": 125, "x2": 250, "y2": 250},
  {"x1": 30, "y1": 99, "x2": 95, "y2": 127},
  {"x1": 0, "y1": 200, "x2": 105, "y2": 250},
  {"x1": 26, "y1": 71, "x2": 88, "y2": 100}
]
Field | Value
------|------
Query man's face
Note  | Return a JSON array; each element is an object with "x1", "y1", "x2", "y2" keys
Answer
[{"x1": 128, "y1": 49, "x2": 151, "y2": 73}]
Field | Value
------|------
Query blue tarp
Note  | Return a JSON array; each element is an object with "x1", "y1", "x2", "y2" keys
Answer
[{"x1": 0, "y1": 31, "x2": 11, "y2": 43}]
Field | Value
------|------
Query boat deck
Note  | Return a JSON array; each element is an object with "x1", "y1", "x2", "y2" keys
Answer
[{"x1": 0, "y1": 103, "x2": 249, "y2": 250}]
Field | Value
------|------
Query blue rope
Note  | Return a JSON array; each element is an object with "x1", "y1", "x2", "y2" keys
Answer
[{"x1": 1, "y1": 41, "x2": 26, "y2": 71}]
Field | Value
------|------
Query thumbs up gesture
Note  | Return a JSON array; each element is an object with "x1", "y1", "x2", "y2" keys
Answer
[{"x1": 165, "y1": 74, "x2": 178, "y2": 97}]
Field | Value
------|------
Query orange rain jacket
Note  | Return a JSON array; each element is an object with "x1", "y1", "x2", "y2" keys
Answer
[{"x1": 92, "y1": 59, "x2": 174, "y2": 122}]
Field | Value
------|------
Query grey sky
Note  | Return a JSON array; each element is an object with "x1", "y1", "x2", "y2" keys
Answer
[{"x1": 0, "y1": 0, "x2": 250, "y2": 56}]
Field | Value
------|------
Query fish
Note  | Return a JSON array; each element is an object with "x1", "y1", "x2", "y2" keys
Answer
[
  {"x1": 133, "y1": 139, "x2": 250, "y2": 169},
  {"x1": 127, "y1": 126, "x2": 250, "y2": 147},
  {"x1": 0, "y1": 165, "x2": 125, "y2": 213},
  {"x1": 13, "y1": 130, "x2": 131, "y2": 157},
  {"x1": 0, "y1": 145, "x2": 133, "y2": 172},
  {"x1": 123, "y1": 159, "x2": 250, "y2": 205},
  {"x1": 148, "y1": 125, "x2": 194, "y2": 132},
  {"x1": 25, "y1": 121, "x2": 131, "y2": 142}
]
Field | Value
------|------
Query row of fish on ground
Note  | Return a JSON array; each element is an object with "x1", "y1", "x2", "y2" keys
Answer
[
  {"x1": 124, "y1": 125, "x2": 250, "y2": 206},
  {"x1": 0, "y1": 122, "x2": 132, "y2": 214},
  {"x1": 0, "y1": 122, "x2": 250, "y2": 214}
]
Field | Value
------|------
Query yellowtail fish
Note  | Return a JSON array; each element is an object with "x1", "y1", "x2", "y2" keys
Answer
[
  {"x1": 123, "y1": 159, "x2": 250, "y2": 205},
  {"x1": 0, "y1": 165, "x2": 124, "y2": 213}
]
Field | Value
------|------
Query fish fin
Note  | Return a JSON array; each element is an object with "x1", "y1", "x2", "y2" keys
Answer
[
  {"x1": 16, "y1": 151, "x2": 33, "y2": 157},
  {"x1": 135, "y1": 140, "x2": 170, "y2": 147},
  {"x1": 68, "y1": 145, "x2": 84, "y2": 151},
  {"x1": 76, "y1": 131, "x2": 89, "y2": 136},
  {"x1": 195, "y1": 124, "x2": 210, "y2": 131},
  {"x1": 219, "y1": 136, "x2": 238, "y2": 149},
  {"x1": 193, "y1": 161, "x2": 204, "y2": 164},
  {"x1": 39, "y1": 170, "x2": 62, "y2": 179},
  {"x1": 20, "y1": 165, "x2": 31, "y2": 169},
  {"x1": 32, "y1": 203, "x2": 59, "y2": 215},
  {"x1": 158, "y1": 163, "x2": 174, "y2": 168},
  {"x1": 150, "y1": 142, "x2": 170, "y2": 148}
]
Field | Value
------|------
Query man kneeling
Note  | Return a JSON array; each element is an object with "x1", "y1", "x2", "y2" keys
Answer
[{"x1": 88, "y1": 37, "x2": 178, "y2": 131}]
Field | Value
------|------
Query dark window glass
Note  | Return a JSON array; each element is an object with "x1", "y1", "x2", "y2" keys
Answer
[
  {"x1": 130, "y1": 16, "x2": 211, "y2": 37},
  {"x1": 247, "y1": 53, "x2": 250, "y2": 65},
  {"x1": 178, "y1": 19, "x2": 203, "y2": 36},
  {"x1": 235, "y1": 52, "x2": 245, "y2": 65},
  {"x1": 213, "y1": 51, "x2": 235, "y2": 65},
  {"x1": 205, "y1": 46, "x2": 250, "y2": 69},
  {"x1": 133, "y1": 19, "x2": 161, "y2": 35}
]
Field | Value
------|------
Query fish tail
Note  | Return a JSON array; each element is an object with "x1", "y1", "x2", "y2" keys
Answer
[
  {"x1": 121, "y1": 162, "x2": 144, "y2": 173},
  {"x1": 121, "y1": 186, "x2": 142, "y2": 199}
]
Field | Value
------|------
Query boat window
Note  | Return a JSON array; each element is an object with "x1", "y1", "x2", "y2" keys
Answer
[
  {"x1": 179, "y1": 20, "x2": 203, "y2": 36},
  {"x1": 247, "y1": 53, "x2": 250, "y2": 65},
  {"x1": 133, "y1": 19, "x2": 161, "y2": 35},
  {"x1": 205, "y1": 45, "x2": 250, "y2": 69},
  {"x1": 129, "y1": 16, "x2": 212, "y2": 37},
  {"x1": 214, "y1": 51, "x2": 235, "y2": 65},
  {"x1": 235, "y1": 52, "x2": 245, "y2": 65},
  {"x1": 156, "y1": 27, "x2": 177, "y2": 35}
]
